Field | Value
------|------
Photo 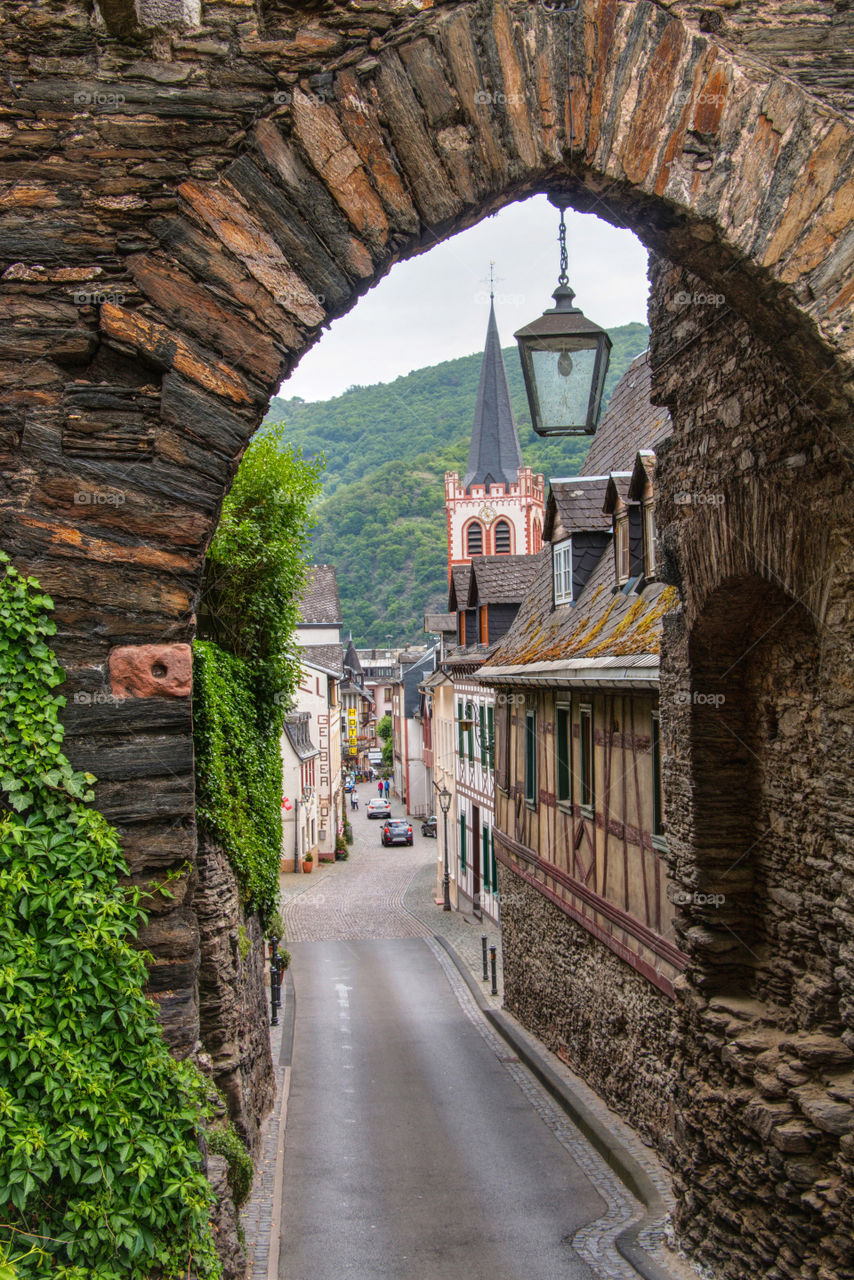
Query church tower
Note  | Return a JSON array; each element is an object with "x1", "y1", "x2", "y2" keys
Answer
[{"x1": 445, "y1": 298, "x2": 545, "y2": 578}]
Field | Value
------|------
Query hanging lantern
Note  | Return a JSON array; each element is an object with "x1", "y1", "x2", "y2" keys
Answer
[{"x1": 514, "y1": 198, "x2": 611, "y2": 436}]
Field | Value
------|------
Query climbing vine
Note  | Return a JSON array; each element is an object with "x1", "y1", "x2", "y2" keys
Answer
[
  {"x1": 193, "y1": 428, "x2": 324, "y2": 925},
  {"x1": 0, "y1": 553, "x2": 220, "y2": 1279},
  {"x1": 192, "y1": 643, "x2": 284, "y2": 929}
]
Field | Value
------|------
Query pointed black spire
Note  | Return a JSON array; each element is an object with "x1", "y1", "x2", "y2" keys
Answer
[
  {"x1": 344, "y1": 636, "x2": 362, "y2": 678},
  {"x1": 462, "y1": 300, "x2": 523, "y2": 492}
]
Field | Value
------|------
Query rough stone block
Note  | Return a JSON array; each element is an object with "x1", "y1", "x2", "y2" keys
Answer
[{"x1": 109, "y1": 643, "x2": 192, "y2": 699}]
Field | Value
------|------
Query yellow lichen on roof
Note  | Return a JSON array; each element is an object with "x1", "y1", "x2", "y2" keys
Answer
[{"x1": 586, "y1": 586, "x2": 680, "y2": 658}]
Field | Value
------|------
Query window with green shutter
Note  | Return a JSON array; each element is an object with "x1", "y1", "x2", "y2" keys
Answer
[
  {"x1": 556, "y1": 703, "x2": 571, "y2": 806},
  {"x1": 525, "y1": 709, "x2": 537, "y2": 805},
  {"x1": 467, "y1": 704, "x2": 474, "y2": 761},
  {"x1": 479, "y1": 703, "x2": 487, "y2": 766},
  {"x1": 580, "y1": 704, "x2": 594, "y2": 813},
  {"x1": 460, "y1": 812, "x2": 466, "y2": 872},
  {"x1": 457, "y1": 700, "x2": 465, "y2": 758},
  {"x1": 482, "y1": 824, "x2": 490, "y2": 891},
  {"x1": 487, "y1": 704, "x2": 494, "y2": 770},
  {"x1": 490, "y1": 829, "x2": 497, "y2": 897}
]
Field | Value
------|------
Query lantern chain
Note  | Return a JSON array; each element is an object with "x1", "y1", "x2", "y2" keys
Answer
[{"x1": 557, "y1": 206, "x2": 569, "y2": 287}]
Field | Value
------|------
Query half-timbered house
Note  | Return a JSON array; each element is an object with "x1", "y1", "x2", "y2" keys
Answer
[
  {"x1": 478, "y1": 352, "x2": 683, "y2": 1144},
  {"x1": 444, "y1": 553, "x2": 541, "y2": 921}
]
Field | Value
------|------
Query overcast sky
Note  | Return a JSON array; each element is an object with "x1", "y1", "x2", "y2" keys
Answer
[{"x1": 278, "y1": 194, "x2": 650, "y2": 403}]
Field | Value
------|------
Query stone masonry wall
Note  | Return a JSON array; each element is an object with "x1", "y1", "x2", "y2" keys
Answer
[
  {"x1": 195, "y1": 835, "x2": 275, "y2": 1157},
  {"x1": 498, "y1": 861, "x2": 680, "y2": 1156},
  {"x1": 1, "y1": 0, "x2": 850, "y2": 1078},
  {"x1": 1, "y1": 3, "x2": 853, "y2": 1276},
  {"x1": 650, "y1": 254, "x2": 854, "y2": 1280}
]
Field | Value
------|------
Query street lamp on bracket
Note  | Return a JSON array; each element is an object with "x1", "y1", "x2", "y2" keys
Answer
[{"x1": 434, "y1": 780, "x2": 453, "y2": 912}]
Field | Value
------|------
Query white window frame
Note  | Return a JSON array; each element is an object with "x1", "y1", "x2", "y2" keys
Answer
[
  {"x1": 553, "y1": 538, "x2": 573, "y2": 605},
  {"x1": 615, "y1": 516, "x2": 630, "y2": 585},
  {"x1": 643, "y1": 501, "x2": 657, "y2": 578}
]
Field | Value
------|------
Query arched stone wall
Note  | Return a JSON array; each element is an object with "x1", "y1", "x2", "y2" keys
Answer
[
  {"x1": 652, "y1": 254, "x2": 853, "y2": 1277},
  {"x1": 1, "y1": 1, "x2": 853, "y2": 1273}
]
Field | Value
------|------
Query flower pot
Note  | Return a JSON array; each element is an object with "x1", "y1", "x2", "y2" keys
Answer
[{"x1": 302, "y1": 859, "x2": 313, "y2": 874}]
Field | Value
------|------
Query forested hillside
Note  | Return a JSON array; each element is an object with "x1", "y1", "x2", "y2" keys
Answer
[{"x1": 264, "y1": 323, "x2": 649, "y2": 644}]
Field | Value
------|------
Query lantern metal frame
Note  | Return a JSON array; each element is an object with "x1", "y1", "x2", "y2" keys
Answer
[{"x1": 514, "y1": 196, "x2": 612, "y2": 437}]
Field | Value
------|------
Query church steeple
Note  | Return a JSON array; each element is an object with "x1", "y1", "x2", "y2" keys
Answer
[
  {"x1": 444, "y1": 287, "x2": 545, "y2": 579},
  {"x1": 462, "y1": 300, "x2": 523, "y2": 493}
]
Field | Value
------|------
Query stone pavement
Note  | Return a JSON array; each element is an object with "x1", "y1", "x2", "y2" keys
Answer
[{"x1": 241, "y1": 783, "x2": 706, "y2": 1280}]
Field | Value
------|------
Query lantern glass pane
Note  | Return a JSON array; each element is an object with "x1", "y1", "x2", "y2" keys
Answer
[{"x1": 529, "y1": 337, "x2": 597, "y2": 432}]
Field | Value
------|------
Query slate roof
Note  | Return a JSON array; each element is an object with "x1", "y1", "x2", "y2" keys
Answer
[
  {"x1": 603, "y1": 472, "x2": 634, "y2": 515},
  {"x1": 301, "y1": 643, "x2": 344, "y2": 676},
  {"x1": 467, "y1": 553, "x2": 544, "y2": 606},
  {"x1": 282, "y1": 713, "x2": 319, "y2": 761},
  {"x1": 545, "y1": 476, "x2": 612, "y2": 540},
  {"x1": 425, "y1": 612, "x2": 457, "y2": 634},
  {"x1": 443, "y1": 641, "x2": 497, "y2": 673},
  {"x1": 448, "y1": 565, "x2": 472, "y2": 612},
  {"x1": 581, "y1": 351, "x2": 671, "y2": 475},
  {"x1": 629, "y1": 450, "x2": 658, "y2": 500},
  {"x1": 298, "y1": 564, "x2": 342, "y2": 627},
  {"x1": 343, "y1": 637, "x2": 362, "y2": 675},
  {"x1": 485, "y1": 354, "x2": 678, "y2": 676},
  {"x1": 462, "y1": 301, "x2": 523, "y2": 491},
  {"x1": 487, "y1": 540, "x2": 679, "y2": 668}
]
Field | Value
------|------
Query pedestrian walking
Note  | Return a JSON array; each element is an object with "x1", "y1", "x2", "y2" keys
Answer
[
  {"x1": 350, "y1": 790, "x2": 359, "y2": 811},
  {"x1": 384, "y1": 778, "x2": 390, "y2": 800},
  {"x1": 378, "y1": 780, "x2": 383, "y2": 797}
]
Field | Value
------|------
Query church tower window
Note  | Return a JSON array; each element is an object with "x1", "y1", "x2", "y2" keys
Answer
[
  {"x1": 494, "y1": 520, "x2": 511, "y2": 554},
  {"x1": 467, "y1": 522, "x2": 483, "y2": 556}
]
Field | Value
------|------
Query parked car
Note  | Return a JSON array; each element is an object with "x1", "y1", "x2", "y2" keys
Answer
[
  {"x1": 381, "y1": 818, "x2": 413, "y2": 847},
  {"x1": 367, "y1": 798, "x2": 391, "y2": 820},
  {"x1": 421, "y1": 816, "x2": 438, "y2": 838}
]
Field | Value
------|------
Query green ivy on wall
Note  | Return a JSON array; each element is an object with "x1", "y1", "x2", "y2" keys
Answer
[
  {"x1": 193, "y1": 428, "x2": 323, "y2": 927},
  {"x1": 0, "y1": 553, "x2": 221, "y2": 1279},
  {"x1": 193, "y1": 640, "x2": 283, "y2": 926}
]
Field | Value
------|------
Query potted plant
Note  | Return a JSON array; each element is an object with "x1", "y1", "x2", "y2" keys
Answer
[{"x1": 302, "y1": 852, "x2": 314, "y2": 874}]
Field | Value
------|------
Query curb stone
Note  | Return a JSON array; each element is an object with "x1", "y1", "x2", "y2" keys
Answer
[{"x1": 430, "y1": 932, "x2": 708, "y2": 1280}]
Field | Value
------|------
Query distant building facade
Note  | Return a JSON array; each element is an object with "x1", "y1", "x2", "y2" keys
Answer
[{"x1": 283, "y1": 565, "x2": 345, "y2": 865}]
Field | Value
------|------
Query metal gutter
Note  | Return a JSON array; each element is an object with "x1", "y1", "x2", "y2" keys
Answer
[{"x1": 476, "y1": 657, "x2": 659, "y2": 690}]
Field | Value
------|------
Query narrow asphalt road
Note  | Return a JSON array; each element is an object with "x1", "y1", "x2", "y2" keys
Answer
[{"x1": 277, "y1": 786, "x2": 609, "y2": 1280}]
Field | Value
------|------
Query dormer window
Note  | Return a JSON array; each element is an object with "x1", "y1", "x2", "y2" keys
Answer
[
  {"x1": 467, "y1": 522, "x2": 483, "y2": 556},
  {"x1": 643, "y1": 502, "x2": 658, "y2": 578},
  {"x1": 615, "y1": 515, "x2": 630, "y2": 585},
  {"x1": 553, "y1": 538, "x2": 573, "y2": 605}
]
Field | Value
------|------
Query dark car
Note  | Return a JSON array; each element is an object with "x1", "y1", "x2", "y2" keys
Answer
[
  {"x1": 421, "y1": 816, "x2": 438, "y2": 838},
  {"x1": 381, "y1": 818, "x2": 413, "y2": 847}
]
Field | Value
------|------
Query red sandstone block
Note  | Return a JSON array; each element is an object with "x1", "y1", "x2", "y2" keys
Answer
[{"x1": 109, "y1": 643, "x2": 192, "y2": 699}]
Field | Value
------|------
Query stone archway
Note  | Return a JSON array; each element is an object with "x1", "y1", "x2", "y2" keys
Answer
[{"x1": 2, "y1": 1, "x2": 854, "y2": 1272}]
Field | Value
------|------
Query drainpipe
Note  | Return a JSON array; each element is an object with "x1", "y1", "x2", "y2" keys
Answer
[{"x1": 293, "y1": 796, "x2": 301, "y2": 873}]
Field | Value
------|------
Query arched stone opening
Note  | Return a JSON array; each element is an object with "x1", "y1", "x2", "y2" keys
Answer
[
  {"x1": 2, "y1": 2, "x2": 854, "y2": 1271},
  {"x1": 680, "y1": 577, "x2": 826, "y2": 1007}
]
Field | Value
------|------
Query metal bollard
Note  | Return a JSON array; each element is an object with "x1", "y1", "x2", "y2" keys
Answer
[
  {"x1": 481, "y1": 934, "x2": 488, "y2": 981},
  {"x1": 489, "y1": 945, "x2": 498, "y2": 996}
]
